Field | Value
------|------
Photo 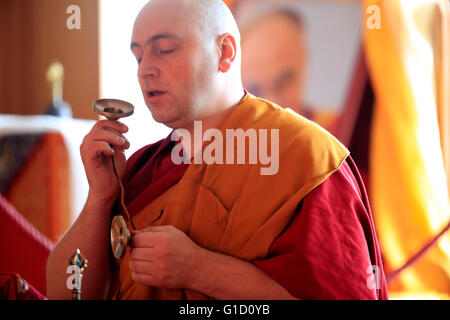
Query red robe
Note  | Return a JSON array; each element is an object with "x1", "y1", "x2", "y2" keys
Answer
[{"x1": 115, "y1": 133, "x2": 388, "y2": 300}]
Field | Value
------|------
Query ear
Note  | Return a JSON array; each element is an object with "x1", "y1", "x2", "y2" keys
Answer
[{"x1": 217, "y1": 33, "x2": 237, "y2": 73}]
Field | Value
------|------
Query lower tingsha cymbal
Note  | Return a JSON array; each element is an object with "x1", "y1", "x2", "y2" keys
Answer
[{"x1": 110, "y1": 215, "x2": 131, "y2": 260}]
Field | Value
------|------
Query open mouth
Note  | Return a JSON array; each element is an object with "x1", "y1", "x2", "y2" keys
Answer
[{"x1": 147, "y1": 90, "x2": 167, "y2": 98}]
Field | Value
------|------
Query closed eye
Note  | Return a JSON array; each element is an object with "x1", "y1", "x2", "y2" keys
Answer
[{"x1": 159, "y1": 49, "x2": 175, "y2": 55}]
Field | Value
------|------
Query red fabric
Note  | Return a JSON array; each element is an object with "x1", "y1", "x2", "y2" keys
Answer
[
  {"x1": 253, "y1": 158, "x2": 388, "y2": 300},
  {"x1": 121, "y1": 134, "x2": 388, "y2": 300},
  {"x1": 120, "y1": 133, "x2": 188, "y2": 218},
  {"x1": 0, "y1": 272, "x2": 46, "y2": 300},
  {"x1": 3, "y1": 132, "x2": 71, "y2": 243},
  {"x1": 0, "y1": 194, "x2": 54, "y2": 296}
]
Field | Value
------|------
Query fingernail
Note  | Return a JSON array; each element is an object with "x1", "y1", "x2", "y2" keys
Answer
[{"x1": 118, "y1": 137, "x2": 125, "y2": 144}]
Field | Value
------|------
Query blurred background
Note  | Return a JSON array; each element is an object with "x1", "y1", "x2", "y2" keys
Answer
[{"x1": 0, "y1": 0, "x2": 449, "y2": 300}]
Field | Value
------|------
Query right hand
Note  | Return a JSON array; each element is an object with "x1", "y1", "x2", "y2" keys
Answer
[{"x1": 80, "y1": 120, "x2": 130, "y2": 203}]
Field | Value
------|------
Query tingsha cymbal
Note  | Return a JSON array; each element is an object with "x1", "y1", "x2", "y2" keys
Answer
[
  {"x1": 93, "y1": 99, "x2": 135, "y2": 260},
  {"x1": 93, "y1": 99, "x2": 134, "y2": 120},
  {"x1": 110, "y1": 215, "x2": 131, "y2": 260}
]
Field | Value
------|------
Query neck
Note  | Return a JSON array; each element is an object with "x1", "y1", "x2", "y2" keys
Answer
[
  {"x1": 190, "y1": 90, "x2": 244, "y2": 131},
  {"x1": 180, "y1": 84, "x2": 245, "y2": 160}
]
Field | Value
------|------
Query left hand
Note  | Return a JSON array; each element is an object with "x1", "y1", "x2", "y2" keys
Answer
[{"x1": 129, "y1": 225, "x2": 201, "y2": 289}]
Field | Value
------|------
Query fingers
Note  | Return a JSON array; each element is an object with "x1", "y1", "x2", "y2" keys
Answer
[
  {"x1": 94, "y1": 119, "x2": 128, "y2": 134},
  {"x1": 130, "y1": 259, "x2": 153, "y2": 274},
  {"x1": 131, "y1": 226, "x2": 177, "y2": 247},
  {"x1": 114, "y1": 139, "x2": 131, "y2": 152},
  {"x1": 130, "y1": 232, "x2": 159, "y2": 248},
  {"x1": 81, "y1": 120, "x2": 130, "y2": 157},
  {"x1": 91, "y1": 128, "x2": 129, "y2": 148},
  {"x1": 130, "y1": 247, "x2": 154, "y2": 262},
  {"x1": 131, "y1": 272, "x2": 155, "y2": 286},
  {"x1": 129, "y1": 254, "x2": 156, "y2": 286},
  {"x1": 131, "y1": 225, "x2": 181, "y2": 251},
  {"x1": 85, "y1": 141, "x2": 115, "y2": 158}
]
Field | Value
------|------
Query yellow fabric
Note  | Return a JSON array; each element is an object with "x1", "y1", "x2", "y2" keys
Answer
[
  {"x1": 435, "y1": 1, "x2": 450, "y2": 198},
  {"x1": 363, "y1": 0, "x2": 450, "y2": 298},
  {"x1": 111, "y1": 93, "x2": 349, "y2": 299}
]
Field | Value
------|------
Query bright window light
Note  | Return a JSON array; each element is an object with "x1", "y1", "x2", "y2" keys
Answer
[{"x1": 100, "y1": 0, "x2": 171, "y2": 157}]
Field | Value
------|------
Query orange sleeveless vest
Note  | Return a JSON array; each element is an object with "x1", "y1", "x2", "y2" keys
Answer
[{"x1": 111, "y1": 94, "x2": 349, "y2": 299}]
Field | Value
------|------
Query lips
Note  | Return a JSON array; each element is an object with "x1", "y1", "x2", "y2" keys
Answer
[
  {"x1": 146, "y1": 89, "x2": 167, "y2": 102},
  {"x1": 148, "y1": 91, "x2": 165, "y2": 96}
]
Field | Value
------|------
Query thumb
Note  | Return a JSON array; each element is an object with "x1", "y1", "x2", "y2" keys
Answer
[
  {"x1": 139, "y1": 226, "x2": 157, "y2": 233},
  {"x1": 130, "y1": 226, "x2": 154, "y2": 235},
  {"x1": 131, "y1": 230, "x2": 141, "y2": 236},
  {"x1": 139, "y1": 225, "x2": 172, "y2": 233}
]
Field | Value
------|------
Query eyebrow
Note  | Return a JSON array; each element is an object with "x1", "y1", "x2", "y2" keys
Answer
[{"x1": 130, "y1": 33, "x2": 180, "y2": 50}]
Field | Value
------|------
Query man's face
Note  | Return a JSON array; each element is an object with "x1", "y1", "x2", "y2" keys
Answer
[
  {"x1": 241, "y1": 13, "x2": 307, "y2": 113},
  {"x1": 131, "y1": 2, "x2": 216, "y2": 128}
]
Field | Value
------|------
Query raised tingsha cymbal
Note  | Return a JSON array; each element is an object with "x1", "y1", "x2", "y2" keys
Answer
[{"x1": 93, "y1": 99, "x2": 134, "y2": 120}]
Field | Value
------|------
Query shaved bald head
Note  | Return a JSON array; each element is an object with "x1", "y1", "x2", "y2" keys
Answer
[
  {"x1": 136, "y1": 0, "x2": 240, "y2": 42},
  {"x1": 131, "y1": 0, "x2": 243, "y2": 129},
  {"x1": 194, "y1": 0, "x2": 241, "y2": 43}
]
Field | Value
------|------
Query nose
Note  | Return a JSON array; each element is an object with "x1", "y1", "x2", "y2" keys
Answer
[{"x1": 138, "y1": 55, "x2": 159, "y2": 79}]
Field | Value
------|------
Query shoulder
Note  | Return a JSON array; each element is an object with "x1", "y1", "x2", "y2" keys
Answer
[
  {"x1": 248, "y1": 95, "x2": 347, "y2": 153},
  {"x1": 244, "y1": 94, "x2": 349, "y2": 178}
]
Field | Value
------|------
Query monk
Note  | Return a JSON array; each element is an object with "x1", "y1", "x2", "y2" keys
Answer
[
  {"x1": 239, "y1": 6, "x2": 340, "y2": 133},
  {"x1": 46, "y1": 0, "x2": 388, "y2": 300}
]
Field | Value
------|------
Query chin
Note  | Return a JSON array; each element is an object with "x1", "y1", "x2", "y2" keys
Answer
[
  {"x1": 146, "y1": 101, "x2": 187, "y2": 128},
  {"x1": 150, "y1": 111, "x2": 180, "y2": 128}
]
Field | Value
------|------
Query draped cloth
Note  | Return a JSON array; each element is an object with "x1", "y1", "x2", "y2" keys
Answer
[
  {"x1": 108, "y1": 93, "x2": 387, "y2": 299},
  {"x1": 0, "y1": 272, "x2": 46, "y2": 300},
  {"x1": 253, "y1": 156, "x2": 387, "y2": 299},
  {"x1": 364, "y1": 0, "x2": 450, "y2": 298}
]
